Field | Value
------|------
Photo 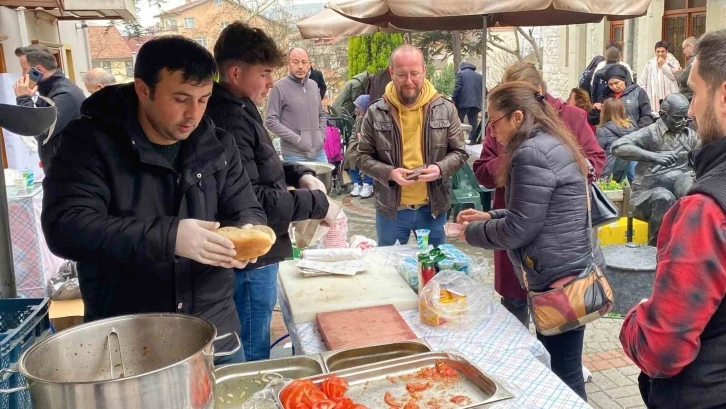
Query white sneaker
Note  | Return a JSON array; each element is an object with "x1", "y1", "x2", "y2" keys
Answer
[
  {"x1": 360, "y1": 183, "x2": 373, "y2": 198},
  {"x1": 350, "y1": 184, "x2": 362, "y2": 196}
]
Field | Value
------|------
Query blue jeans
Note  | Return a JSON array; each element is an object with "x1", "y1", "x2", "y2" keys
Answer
[
  {"x1": 347, "y1": 168, "x2": 372, "y2": 185},
  {"x1": 233, "y1": 263, "x2": 279, "y2": 361},
  {"x1": 375, "y1": 205, "x2": 447, "y2": 247},
  {"x1": 537, "y1": 327, "x2": 587, "y2": 401},
  {"x1": 627, "y1": 161, "x2": 637, "y2": 183},
  {"x1": 283, "y1": 151, "x2": 328, "y2": 163}
]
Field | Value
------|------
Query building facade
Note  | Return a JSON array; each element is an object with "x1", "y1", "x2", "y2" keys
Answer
[{"x1": 543, "y1": 0, "x2": 726, "y2": 99}]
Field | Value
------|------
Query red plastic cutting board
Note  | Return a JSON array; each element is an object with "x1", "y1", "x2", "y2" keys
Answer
[{"x1": 316, "y1": 304, "x2": 417, "y2": 350}]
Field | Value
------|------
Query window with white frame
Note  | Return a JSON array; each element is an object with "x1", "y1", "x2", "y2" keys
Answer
[
  {"x1": 220, "y1": 21, "x2": 230, "y2": 29},
  {"x1": 184, "y1": 17, "x2": 195, "y2": 28},
  {"x1": 214, "y1": 0, "x2": 222, "y2": 5},
  {"x1": 194, "y1": 38, "x2": 207, "y2": 47}
]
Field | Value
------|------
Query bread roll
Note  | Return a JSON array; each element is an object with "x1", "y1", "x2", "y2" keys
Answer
[{"x1": 216, "y1": 225, "x2": 276, "y2": 260}]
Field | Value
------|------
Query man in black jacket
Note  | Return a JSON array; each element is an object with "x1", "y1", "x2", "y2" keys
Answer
[
  {"x1": 13, "y1": 45, "x2": 85, "y2": 172},
  {"x1": 309, "y1": 65, "x2": 327, "y2": 100},
  {"x1": 452, "y1": 62, "x2": 482, "y2": 144},
  {"x1": 208, "y1": 22, "x2": 339, "y2": 361},
  {"x1": 41, "y1": 36, "x2": 266, "y2": 365}
]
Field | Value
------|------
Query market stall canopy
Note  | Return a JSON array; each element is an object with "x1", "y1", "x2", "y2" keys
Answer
[
  {"x1": 297, "y1": 9, "x2": 406, "y2": 39},
  {"x1": 326, "y1": 0, "x2": 652, "y2": 30}
]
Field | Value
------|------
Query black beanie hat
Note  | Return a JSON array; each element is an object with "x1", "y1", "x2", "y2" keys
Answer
[{"x1": 605, "y1": 64, "x2": 629, "y2": 82}]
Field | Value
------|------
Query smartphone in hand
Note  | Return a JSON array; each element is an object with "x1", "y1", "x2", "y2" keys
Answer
[
  {"x1": 404, "y1": 165, "x2": 425, "y2": 181},
  {"x1": 28, "y1": 68, "x2": 43, "y2": 86}
]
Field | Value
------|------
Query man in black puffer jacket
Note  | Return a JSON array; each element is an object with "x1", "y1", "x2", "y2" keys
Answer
[
  {"x1": 208, "y1": 22, "x2": 338, "y2": 361},
  {"x1": 42, "y1": 36, "x2": 266, "y2": 366}
]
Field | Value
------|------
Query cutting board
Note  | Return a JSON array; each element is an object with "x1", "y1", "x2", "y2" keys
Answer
[
  {"x1": 278, "y1": 259, "x2": 418, "y2": 324},
  {"x1": 317, "y1": 304, "x2": 417, "y2": 350}
]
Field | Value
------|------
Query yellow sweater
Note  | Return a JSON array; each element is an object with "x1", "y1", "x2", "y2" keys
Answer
[{"x1": 385, "y1": 80, "x2": 439, "y2": 205}]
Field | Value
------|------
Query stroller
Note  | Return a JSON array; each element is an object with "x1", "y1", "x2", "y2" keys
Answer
[{"x1": 325, "y1": 106, "x2": 355, "y2": 195}]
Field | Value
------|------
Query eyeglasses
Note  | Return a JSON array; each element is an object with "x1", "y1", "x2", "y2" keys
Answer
[
  {"x1": 394, "y1": 71, "x2": 423, "y2": 81},
  {"x1": 486, "y1": 113, "x2": 510, "y2": 132}
]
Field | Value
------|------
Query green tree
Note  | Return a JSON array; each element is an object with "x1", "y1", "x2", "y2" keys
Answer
[
  {"x1": 347, "y1": 33, "x2": 404, "y2": 79},
  {"x1": 432, "y1": 63, "x2": 456, "y2": 98}
]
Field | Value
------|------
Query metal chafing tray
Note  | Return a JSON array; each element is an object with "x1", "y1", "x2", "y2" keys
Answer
[
  {"x1": 321, "y1": 339, "x2": 433, "y2": 372},
  {"x1": 277, "y1": 352, "x2": 513, "y2": 408},
  {"x1": 215, "y1": 355, "x2": 325, "y2": 408}
]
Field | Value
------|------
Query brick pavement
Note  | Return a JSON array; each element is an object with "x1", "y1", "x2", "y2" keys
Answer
[{"x1": 270, "y1": 193, "x2": 647, "y2": 409}]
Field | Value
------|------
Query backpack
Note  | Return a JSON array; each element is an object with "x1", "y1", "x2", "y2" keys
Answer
[{"x1": 323, "y1": 125, "x2": 343, "y2": 162}]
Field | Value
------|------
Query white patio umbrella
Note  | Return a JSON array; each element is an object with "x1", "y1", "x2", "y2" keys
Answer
[
  {"x1": 297, "y1": 9, "x2": 407, "y2": 39},
  {"x1": 326, "y1": 0, "x2": 653, "y2": 112}
]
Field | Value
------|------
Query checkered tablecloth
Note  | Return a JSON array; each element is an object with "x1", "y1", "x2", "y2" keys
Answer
[
  {"x1": 279, "y1": 284, "x2": 591, "y2": 409},
  {"x1": 7, "y1": 184, "x2": 65, "y2": 297}
]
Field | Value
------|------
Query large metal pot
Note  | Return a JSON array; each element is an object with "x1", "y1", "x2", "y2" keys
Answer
[
  {"x1": 298, "y1": 161, "x2": 335, "y2": 193},
  {"x1": 0, "y1": 314, "x2": 240, "y2": 409}
]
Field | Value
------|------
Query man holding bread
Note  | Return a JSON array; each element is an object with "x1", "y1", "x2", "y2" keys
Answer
[
  {"x1": 41, "y1": 36, "x2": 267, "y2": 365},
  {"x1": 208, "y1": 22, "x2": 339, "y2": 361}
]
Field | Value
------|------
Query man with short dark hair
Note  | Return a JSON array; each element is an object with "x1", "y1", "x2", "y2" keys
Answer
[
  {"x1": 207, "y1": 22, "x2": 338, "y2": 361},
  {"x1": 13, "y1": 45, "x2": 85, "y2": 171},
  {"x1": 84, "y1": 67, "x2": 117, "y2": 94},
  {"x1": 265, "y1": 47, "x2": 328, "y2": 163},
  {"x1": 452, "y1": 61, "x2": 482, "y2": 144},
  {"x1": 620, "y1": 29, "x2": 726, "y2": 408},
  {"x1": 359, "y1": 44, "x2": 467, "y2": 246},
  {"x1": 41, "y1": 36, "x2": 266, "y2": 365},
  {"x1": 638, "y1": 41, "x2": 681, "y2": 114}
]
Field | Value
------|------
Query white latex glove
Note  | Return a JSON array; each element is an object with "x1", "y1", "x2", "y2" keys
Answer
[
  {"x1": 321, "y1": 198, "x2": 341, "y2": 228},
  {"x1": 298, "y1": 174, "x2": 327, "y2": 194},
  {"x1": 175, "y1": 219, "x2": 236, "y2": 266}
]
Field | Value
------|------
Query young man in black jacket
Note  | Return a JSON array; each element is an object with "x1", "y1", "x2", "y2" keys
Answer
[
  {"x1": 41, "y1": 36, "x2": 266, "y2": 365},
  {"x1": 208, "y1": 22, "x2": 339, "y2": 361},
  {"x1": 13, "y1": 45, "x2": 85, "y2": 172}
]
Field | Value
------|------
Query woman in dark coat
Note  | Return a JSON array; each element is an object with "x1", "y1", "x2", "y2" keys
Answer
[
  {"x1": 460, "y1": 81, "x2": 604, "y2": 401},
  {"x1": 472, "y1": 62, "x2": 605, "y2": 326}
]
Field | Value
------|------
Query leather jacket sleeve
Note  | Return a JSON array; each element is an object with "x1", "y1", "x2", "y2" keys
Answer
[{"x1": 433, "y1": 105, "x2": 468, "y2": 179}]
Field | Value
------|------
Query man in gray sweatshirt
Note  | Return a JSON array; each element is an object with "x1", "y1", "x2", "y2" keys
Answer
[{"x1": 265, "y1": 47, "x2": 328, "y2": 163}]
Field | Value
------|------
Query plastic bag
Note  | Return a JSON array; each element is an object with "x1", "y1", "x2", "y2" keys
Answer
[
  {"x1": 418, "y1": 270, "x2": 494, "y2": 330},
  {"x1": 293, "y1": 219, "x2": 329, "y2": 249},
  {"x1": 46, "y1": 260, "x2": 81, "y2": 300},
  {"x1": 224, "y1": 376, "x2": 287, "y2": 409}
]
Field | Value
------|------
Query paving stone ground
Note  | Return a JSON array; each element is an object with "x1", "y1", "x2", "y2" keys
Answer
[{"x1": 270, "y1": 192, "x2": 646, "y2": 409}]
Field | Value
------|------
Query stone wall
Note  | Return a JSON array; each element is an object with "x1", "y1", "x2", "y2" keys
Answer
[{"x1": 541, "y1": 26, "x2": 572, "y2": 100}]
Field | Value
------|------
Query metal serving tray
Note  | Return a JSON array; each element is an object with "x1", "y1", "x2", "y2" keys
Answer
[
  {"x1": 321, "y1": 339, "x2": 432, "y2": 372},
  {"x1": 215, "y1": 355, "x2": 325, "y2": 408},
  {"x1": 277, "y1": 352, "x2": 513, "y2": 409}
]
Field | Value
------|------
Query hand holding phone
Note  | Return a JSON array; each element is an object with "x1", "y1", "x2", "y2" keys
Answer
[
  {"x1": 28, "y1": 68, "x2": 43, "y2": 85},
  {"x1": 12, "y1": 74, "x2": 38, "y2": 98}
]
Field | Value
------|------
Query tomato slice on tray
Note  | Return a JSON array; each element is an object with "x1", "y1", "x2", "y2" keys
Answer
[
  {"x1": 322, "y1": 376, "x2": 349, "y2": 399},
  {"x1": 332, "y1": 397, "x2": 354, "y2": 409},
  {"x1": 450, "y1": 396, "x2": 471, "y2": 406},
  {"x1": 349, "y1": 405, "x2": 368, "y2": 409},
  {"x1": 311, "y1": 399, "x2": 337, "y2": 409},
  {"x1": 384, "y1": 392, "x2": 404, "y2": 407},
  {"x1": 284, "y1": 385, "x2": 310, "y2": 409},
  {"x1": 403, "y1": 399, "x2": 420, "y2": 409},
  {"x1": 281, "y1": 380, "x2": 315, "y2": 404},
  {"x1": 405, "y1": 382, "x2": 431, "y2": 393},
  {"x1": 302, "y1": 388, "x2": 328, "y2": 407}
]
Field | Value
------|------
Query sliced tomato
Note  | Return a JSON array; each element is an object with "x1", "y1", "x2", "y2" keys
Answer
[
  {"x1": 435, "y1": 361, "x2": 458, "y2": 378},
  {"x1": 348, "y1": 405, "x2": 368, "y2": 409},
  {"x1": 302, "y1": 388, "x2": 328, "y2": 407},
  {"x1": 321, "y1": 376, "x2": 349, "y2": 399},
  {"x1": 403, "y1": 399, "x2": 420, "y2": 409},
  {"x1": 295, "y1": 404, "x2": 309, "y2": 409},
  {"x1": 284, "y1": 386, "x2": 309, "y2": 409},
  {"x1": 384, "y1": 392, "x2": 404, "y2": 407},
  {"x1": 311, "y1": 400, "x2": 337, "y2": 409},
  {"x1": 449, "y1": 396, "x2": 471, "y2": 406},
  {"x1": 332, "y1": 397, "x2": 354, "y2": 409},
  {"x1": 405, "y1": 382, "x2": 431, "y2": 393},
  {"x1": 281, "y1": 380, "x2": 314, "y2": 404}
]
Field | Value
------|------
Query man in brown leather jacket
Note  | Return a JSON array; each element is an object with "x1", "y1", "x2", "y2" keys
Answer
[{"x1": 358, "y1": 44, "x2": 468, "y2": 246}]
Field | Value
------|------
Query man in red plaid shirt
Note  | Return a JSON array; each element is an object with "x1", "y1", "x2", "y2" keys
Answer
[{"x1": 620, "y1": 29, "x2": 726, "y2": 409}]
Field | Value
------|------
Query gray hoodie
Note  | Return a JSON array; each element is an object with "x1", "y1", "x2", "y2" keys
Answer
[{"x1": 265, "y1": 73, "x2": 327, "y2": 159}]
